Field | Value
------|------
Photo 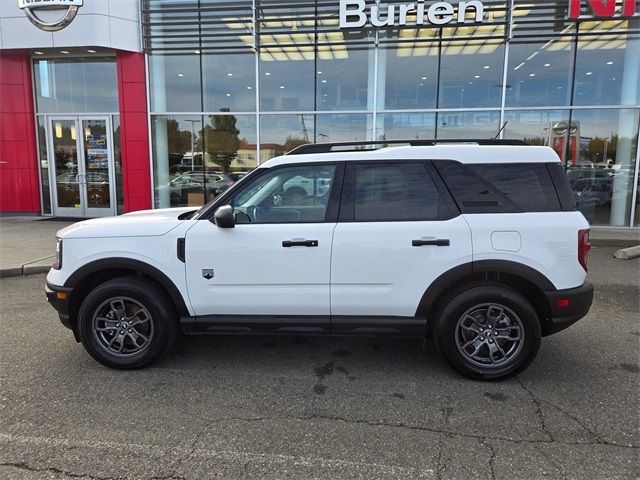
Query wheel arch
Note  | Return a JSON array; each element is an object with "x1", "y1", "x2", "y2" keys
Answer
[
  {"x1": 64, "y1": 258, "x2": 190, "y2": 333},
  {"x1": 416, "y1": 260, "x2": 555, "y2": 327}
]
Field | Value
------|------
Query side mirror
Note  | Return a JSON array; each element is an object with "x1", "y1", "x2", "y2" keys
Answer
[{"x1": 213, "y1": 205, "x2": 235, "y2": 228}]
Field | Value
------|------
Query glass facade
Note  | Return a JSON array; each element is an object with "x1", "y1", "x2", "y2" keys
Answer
[{"x1": 143, "y1": 0, "x2": 640, "y2": 227}]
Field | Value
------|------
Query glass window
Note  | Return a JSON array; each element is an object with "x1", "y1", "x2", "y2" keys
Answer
[
  {"x1": 380, "y1": 45, "x2": 438, "y2": 110},
  {"x1": 202, "y1": 53, "x2": 255, "y2": 112},
  {"x1": 567, "y1": 109, "x2": 639, "y2": 226},
  {"x1": 149, "y1": 54, "x2": 202, "y2": 112},
  {"x1": 317, "y1": 47, "x2": 371, "y2": 111},
  {"x1": 573, "y1": 33, "x2": 639, "y2": 106},
  {"x1": 376, "y1": 113, "x2": 436, "y2": 141},
  {"x1": 503, "y1": 110, "x2": 571, "y2": 162},
  {"x1": 315, "y1": 114, "x2": 372, "y2": 143},
  {"x1": 505, "y1": 39, "x2": 574, "y2": 107},
  {"x1": 437, "y1": 111, "x2": 501, "y2": 139},
  {"x1": 37, "y1": 117, "x2": 51, "y2": 214},
  {"x1": 259, "y1": 49, "x2": 315, "y2": 111},
  {"x1": 260, "y1": 114, "x2": 314, "y2": 162},
  {"x1": 439, "y1": 41, "x2": 504, "y2": 108},
  {"x1": 34, "y1": 58, "x2": 117, "y2": 113},
  {"x1": 354, "y1": 163, "x2": 440, "y2": 222},
  {"x1": 231, "y1": 164, "x2": 336, "y2": 223},
  {"x1": 112, "y1": 116, "x2": 124, "y2": 215}
]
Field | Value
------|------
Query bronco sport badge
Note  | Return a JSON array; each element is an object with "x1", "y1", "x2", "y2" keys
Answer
[{"x1": 18, "y1": 0, "x2": 83, "y2": 32}]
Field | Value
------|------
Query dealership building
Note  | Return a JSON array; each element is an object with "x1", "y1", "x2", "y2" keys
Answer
[{"x1": 0, "y1": 0, "x2": 639, "y2": 227}]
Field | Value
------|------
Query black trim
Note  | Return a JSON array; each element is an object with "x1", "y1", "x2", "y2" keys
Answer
[
  {"x1": 542, "y1": 282, "x2": 593, "y2": 336},
  {"x1": 45, "y1": 282, "x2": 75, "y2": 335},
  {"x1": 64, "y1": 258, "x2": 190, "y2": 317},
  {"x1": 412, "y1": 239, "x2": 450, "y2": 247},
  {"x1": 415, "y1": 260, "x2": 556, "y2": 317},
  {"x1": 547, "y1": 162, "x2": 577, "y2": 211},
  {"x1": 177, "y1": 238, "x2": 185, "y2": 262},
  {"x1": 331, "y1": 316, "x2": 426, "y2": 336},
  {"x1": 182, "y1": 315, "x2": 330, "y2": 334}
]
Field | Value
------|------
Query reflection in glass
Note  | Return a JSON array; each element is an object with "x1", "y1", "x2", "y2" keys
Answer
[
  {"x1": 203, "y1": 53, "x2": 255, "y2": 112},
  {"x1": 37, "y1": 117, "x2": 51, "y2": 214},
  {"x1": 376, "y1": 113, "x2": 436, "y2": 140},
  {"x1": 567, "y1": 109, "x2": 639, "y2": 226},
  {"x1": 503, "y1": 110, "x2": 570, "y2": 162},
  {"x1": 315, "y1": 114, "x2": 372, "y2": 143},
  {"x1": 259, "y1": 49, "x2": 314, "y2": 111},
  {"x1": 149, "y1": 54, "x2": 202, "y2": 112},
  {"x1": 34, "y1": 58, "x2": 117, "y2": 113},
  {"x1": 52, "y1": 120, "x2": 80, "y2": 209},
  {"x1": 260, "y1": 114, "x2": 314, "y2": 162},
  {"x1": 317, "y1": 47, "x2": 371, "y2": 111},
  {"x1": 439, "y1": 41, "x2": 504, "y2": 108},
  {"x1": 82, "y1": 119, "x2": 111, "y2": 209},
  {"x1": 506, "y1": 39, "x2": 574, "y2": 107},
  {"x1": 112, "y1": 116, "x2": 124, "y2": 215},
  {"x1": 380, "y1": 46, "x2": 438, "y2": 109},
  {"x1": 437, "y1": 111, "x2": 501, "y2": 138}
]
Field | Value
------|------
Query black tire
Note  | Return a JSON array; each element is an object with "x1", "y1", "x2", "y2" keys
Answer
[
  {"x1": 77, "y1": 277, "x2": 177, "y2": 369},
  {"x1": 433, "y1": 285, "x2": 541, "y2": 381}
]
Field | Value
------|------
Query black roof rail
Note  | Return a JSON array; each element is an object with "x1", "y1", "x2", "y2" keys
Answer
[{"x1": 286, "y1": 139, "x2": 529, "y2": 155}]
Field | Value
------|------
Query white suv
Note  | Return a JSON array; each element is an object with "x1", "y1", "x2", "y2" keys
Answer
[{"x1": 46, "y1": 140, "x2": 593, "y2": 380}]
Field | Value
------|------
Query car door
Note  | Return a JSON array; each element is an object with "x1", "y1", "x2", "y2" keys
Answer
[
  {"x1": 184, "y1": 162, "x2": 343, "y2": 329},
  {"x1": 330, "y1": 161, "x2": 472, "y2": 330}
]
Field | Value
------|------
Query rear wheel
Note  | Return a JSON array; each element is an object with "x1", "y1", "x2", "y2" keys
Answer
[
  {"x1": 77, "y1": 277, "x2": 177, "y2": 369},
  {"x1": 433, "y1": 285, "x2": 541, "y2": 380}
]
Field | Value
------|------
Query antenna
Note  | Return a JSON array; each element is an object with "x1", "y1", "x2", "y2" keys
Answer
[{"x1": 494, "y1": 121, "x2": 509, "y2": 139}]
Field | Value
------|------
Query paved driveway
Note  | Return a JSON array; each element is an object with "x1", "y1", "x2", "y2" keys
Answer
[{"x1": 0, "y1": 247, "x2": 638, "y2": 479}]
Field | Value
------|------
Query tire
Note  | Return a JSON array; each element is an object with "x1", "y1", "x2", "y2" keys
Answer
[
  {"x1": 433, "y1": 285, "x2": 541, "y2": 381},
  {"x1": 77, "y1": 277, "x2": 177, "y2": 369}
]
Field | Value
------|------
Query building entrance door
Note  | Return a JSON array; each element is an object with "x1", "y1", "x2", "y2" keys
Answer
[{"x1": 49, "y1": 116, "x2": 116, "y2": 217}]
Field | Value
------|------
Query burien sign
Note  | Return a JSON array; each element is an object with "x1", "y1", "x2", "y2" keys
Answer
[
  {"x1": 339, "y1": 0, "x2": 485, "y2": 28},
  {"x1": 18, "y1": 0, "x2": 83, "y2": 32}
]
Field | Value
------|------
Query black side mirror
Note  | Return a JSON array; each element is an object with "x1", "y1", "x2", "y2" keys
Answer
[{"x1": 213, "y1": 205, "x2": 235, "y2": 228}]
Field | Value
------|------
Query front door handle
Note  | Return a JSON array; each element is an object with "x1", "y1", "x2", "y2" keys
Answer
[
  {"x1": 412, "y1": 239, "x2": 450, "y2": 247},
  {"x1": 282, "y1": 239, "x2": 319, "y2": 247}
]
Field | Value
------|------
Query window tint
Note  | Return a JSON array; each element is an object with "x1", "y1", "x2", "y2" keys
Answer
[
  {"x1": 435, "y1": 161, "x2": 561, "y2": 213},
  {"x1": 354, "y1": 163, "x2": 440, "y2": 222},
  {"x1": 231, "y1": 165, "x2": 336, "y2": 223}
]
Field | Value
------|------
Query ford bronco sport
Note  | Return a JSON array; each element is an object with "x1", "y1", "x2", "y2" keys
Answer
[{"x1": 46, "y1": 140, "x2": 593, "y2": 380}]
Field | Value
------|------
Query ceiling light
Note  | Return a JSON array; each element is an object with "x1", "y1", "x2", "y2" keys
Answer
[
  {"x1": 421, "y1": 76, "x2": 427, "y2": 80},
  {"x1": 87, "y1": 49, "x2": 97, "y2": 53},
  {"x1": 177, "y1": 73, "x2": 184, "y2": 77},
  {"x1": 227, "y1": 73, "x2": 233, "y2": 76},
  {"x1": 226, "y1": 93, "x2": 231, "y2": 96},
  {"x1": 419, "y1": 83, "x2": 424, "y2": 86},
  {"x1": 247, "y1": 86, "x2": 252, "y2": 90},
  {"x1": 544, "y1": 63, "x2": 551, "y2": 67},
  {"x1": 194, "y1": 50, "x2": 200, "y2": 54},
  {"x1": 34, "y1": 51, "x2": 44, "y2": 55},
  {"x1": 474, "y1": 75, "x2": 480, "y2": 79},
  {"x1": 468, "y1": 81, "x2": 473, "y2": 84},
  {"x1": 60, "y1": 50, "x2": 70, "y2": 54},
  {"x1": 586, "y1": 72, "x2": 592, "y2": 75},
  {"x1": 557, "y1": 86, "x2": 563, "y2": 89},
  {"x1": 317, "y1": 71, "x2": 322, "y2": 74},
  {"x1": 483, "y1": 65, "x2": 490, "y2": 69},
  {"x1": 606, "y1": 61, "x2": 614, "y2": 65},
  {"x1": 265, "y1": 72, "x2": 271, "y2": 76},
  {"x1": 514, "y1": 62, "x2": 525, "y2": 71},
  {"x1": 279, "y1": 85, "x2": 285, "y2": 89},
  {"x1": 529, "y1": 73, "x2": 536, "y2": 77},
  {"x1": 322, "y1": 79, "x2": 327, "y2": 83}
]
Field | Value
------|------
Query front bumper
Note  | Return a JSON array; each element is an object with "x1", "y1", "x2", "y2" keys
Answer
[
  {"x1": 45, "y1": 282, "x2": 74, "y2": 331},
  {"x1": 542, "y1": 282, "x2": 594, "y2": 336}
]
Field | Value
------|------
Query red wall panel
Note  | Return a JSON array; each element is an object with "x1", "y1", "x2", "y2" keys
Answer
[
  {"x1": 0, "y1": 53, "x2": 40, "y2": 213},
  {"x1": 116, "y1": 51, "x2": 152, "y2": 212}
]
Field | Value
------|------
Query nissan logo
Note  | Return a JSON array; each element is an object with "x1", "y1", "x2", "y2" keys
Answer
[{"x1": 18, "y1": 0, "x2": 83, "y2": 32}]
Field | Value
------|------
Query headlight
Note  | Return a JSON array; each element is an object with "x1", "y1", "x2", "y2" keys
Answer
[{"x1": 53, "y1": 238, "x2": 62, "y2": 270}]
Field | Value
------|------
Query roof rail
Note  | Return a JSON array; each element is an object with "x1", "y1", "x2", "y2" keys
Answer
[{"x1": 286, "y1": 139, "x2": 529, "y2": 155}]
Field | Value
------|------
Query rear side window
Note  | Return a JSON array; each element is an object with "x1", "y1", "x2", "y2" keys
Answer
[
  {"x1": 353, "y1": 163, "x2": 442, "y2": 221},
  {"x1": 435, "y1": 161, "x2": 562, "y2": 213}
]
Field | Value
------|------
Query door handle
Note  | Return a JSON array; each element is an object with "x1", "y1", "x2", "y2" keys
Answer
[
  {"x1": 282, "y1": 239, "x2": 319, "y2": 247},
  {"x1": 412, "y1": 239, "x2": 450, "y2": 247}
]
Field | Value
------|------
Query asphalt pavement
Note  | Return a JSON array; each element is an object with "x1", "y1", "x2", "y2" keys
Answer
[{"x1": 0, "y1": 246, "x2": 638, "y2": 479}]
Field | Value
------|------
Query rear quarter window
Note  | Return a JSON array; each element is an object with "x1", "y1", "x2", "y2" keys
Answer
[{"x1": 435, "y1": 161, "x2": 562, "y2": 213}]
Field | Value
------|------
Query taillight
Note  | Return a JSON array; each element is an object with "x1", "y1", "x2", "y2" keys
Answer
[{"x1": 578, "y1": 229, "x2": 590, "y2": 272}]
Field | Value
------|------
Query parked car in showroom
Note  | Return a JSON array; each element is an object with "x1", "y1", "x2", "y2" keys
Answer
[{"x1": 46, "y1": 140, "x2": 593, "y2": 380}]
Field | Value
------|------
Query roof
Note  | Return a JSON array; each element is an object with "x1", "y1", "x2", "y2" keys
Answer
[{"x1": 262, "y1": 144, "x2": 561, "y2": 168}]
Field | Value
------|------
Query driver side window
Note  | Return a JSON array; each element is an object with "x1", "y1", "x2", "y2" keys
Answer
[{"x1": 231, "y1": 164, "x2": 336, "y2": 224}]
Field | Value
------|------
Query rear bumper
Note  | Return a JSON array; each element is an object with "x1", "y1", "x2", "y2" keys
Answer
[
  {"x1": 45, "y1": 282, "x2": 74, "y2": 331},
  {"x1": 542, "y1": 282, "x2": 594, "y2": 336}
]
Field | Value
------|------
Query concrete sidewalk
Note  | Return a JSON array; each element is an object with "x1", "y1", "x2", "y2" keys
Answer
[{"x1": 0, "y1": 215, "x2": 639, "y2": 277}]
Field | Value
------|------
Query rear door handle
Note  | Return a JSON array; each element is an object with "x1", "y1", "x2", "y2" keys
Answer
[
  {"x1": 282, "y1": 239, "x2": 319, "y2": 247},
  {"x1": 412, "y1": 239, "x2": 450, "y2": 247}
]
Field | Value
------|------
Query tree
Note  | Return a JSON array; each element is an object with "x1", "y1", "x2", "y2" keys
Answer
[
  {"x1": 166, "y1": 119, "x2": 192, "y2": 156},
  {"x1": 200, "y1": 109, "x2": 241, "y2": 172},
  {"x1": 282, "y1": 135, "x2": 307, "y2": 152}
]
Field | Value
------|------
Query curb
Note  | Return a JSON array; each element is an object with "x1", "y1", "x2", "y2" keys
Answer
[
  {"x1": 0, "y1": 265, "x2": 50, "y2": 278},
  {"x1": 614, "y1": 245, "x2": 640, "y2": 260}
]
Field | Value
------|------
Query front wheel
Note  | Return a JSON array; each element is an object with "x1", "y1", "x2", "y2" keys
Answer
[
  {"x1": 433, "y1": 285, "x2": 541, "y2": 380},
  {"x1": 77, "y1": 277, "x2": 177, "y2": 369}
]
